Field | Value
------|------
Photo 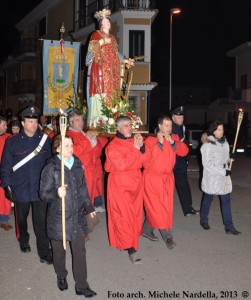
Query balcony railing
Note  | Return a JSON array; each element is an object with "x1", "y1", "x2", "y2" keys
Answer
[
  {"x1": 75, "y1": 0, "x2": 156, "y2": 30},
  {"x1": 12, "y1": 79, "x2": 35, "y2": 95}
]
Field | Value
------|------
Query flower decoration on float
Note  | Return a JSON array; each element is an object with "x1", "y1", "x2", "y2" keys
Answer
[{"x1": 93, "y1": 93, "x2": 143, "y2": 133}]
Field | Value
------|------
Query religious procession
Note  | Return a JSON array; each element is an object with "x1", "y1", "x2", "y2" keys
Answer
[{"x1": 0, "y1": 8, "x2": 245, "y2": 299}]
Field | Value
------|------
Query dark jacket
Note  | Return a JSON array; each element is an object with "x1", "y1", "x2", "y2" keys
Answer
[
  {"x1": 39, "y1": 155, "x2": 94, "y2": 241},
  {"x1": 1, "y1": 130, "x2": 51, "y2": 202},
  {"x1": 172, "y1": 122, "x2": 188, "y2": 173}
]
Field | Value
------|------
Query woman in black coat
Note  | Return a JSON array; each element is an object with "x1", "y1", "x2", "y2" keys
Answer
[{"x1": 40, "y1": 134, "x2": 97, "y2": 297}]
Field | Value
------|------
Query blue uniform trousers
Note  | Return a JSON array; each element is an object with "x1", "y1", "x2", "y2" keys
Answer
[{"x1": 15, "y1": 200, "x2": 51, "y2": 258}]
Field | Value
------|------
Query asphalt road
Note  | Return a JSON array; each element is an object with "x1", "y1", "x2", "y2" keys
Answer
[{"x1": 0, "y1": 156, "x2": 250, "y2": 300}]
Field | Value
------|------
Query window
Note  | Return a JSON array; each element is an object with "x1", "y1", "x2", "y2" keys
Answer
[
  {"x1": 129, "y1": 30, "x2": 145, "y2": 58},
  {"x1": 241, "y1": 74, "x2": 247, "y2": 89},
  {"x1": 128, "y1": 96, "x2": 139, "y2": 114},
  {"x1": 39, "y1": 17, "x2": 46, "y2": 37}
]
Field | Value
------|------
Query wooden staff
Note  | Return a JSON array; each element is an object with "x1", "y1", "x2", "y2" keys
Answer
[
  {"x1": 126, "y1": 70, "x2": 133, "y2": 102},
  {"x1": 59, "y1": 114, "x2": 67, "y2": 250},
  {"x1": 224, "y1": 109, "x2": 244, "y2": 190},
  {"x1": 120, "y1": 63, "x2": 126, "y2": 90}
]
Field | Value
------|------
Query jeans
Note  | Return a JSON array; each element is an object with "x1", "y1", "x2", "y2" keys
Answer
[
  {"x1": 200, "y1": 193, "x2": 234, "y2": 230},
  {"x1": 94, "y1": 196, "x2": 103, "y2": 207},
  {"x1": 0, "y1": 214, "x2": 9, "y2": 224}
]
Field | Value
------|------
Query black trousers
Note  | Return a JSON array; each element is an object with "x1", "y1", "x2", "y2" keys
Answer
[
  {"x1": 174, "y1": 171, "x2": 193, "y2": 214},
  {"x1": 15, "y1": 201, "x2": 51, "y2": 258},
  {"x1": 51, "y1": 229, "x2": 89, "y2": 289}
]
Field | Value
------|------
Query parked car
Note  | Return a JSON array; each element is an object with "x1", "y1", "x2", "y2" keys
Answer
[
  {"x1": 186, "y1": 129, "x2": 203, "y2": 156},
  {"x1": 228, "y1": 136, "x2": 251, "y2": 157}
]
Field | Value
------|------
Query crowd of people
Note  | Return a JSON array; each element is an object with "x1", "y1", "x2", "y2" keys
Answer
[
  {"x1": 0, "y1": 104, "x2": 241, "y2": 298},
  {"x1": 0, "y1": 8, "x2": 241, "y2": 297}
]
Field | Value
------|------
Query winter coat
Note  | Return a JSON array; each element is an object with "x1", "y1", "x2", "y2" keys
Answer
[
  {"x1": 39, "y1": 155, "x2": 94, "y2": 241},
  {"x1": 1, "y1": 130, "x2": 51, "y2": 202},
  {"x1": 200, "y1": 135, "x2": 232, "y2": 195}
]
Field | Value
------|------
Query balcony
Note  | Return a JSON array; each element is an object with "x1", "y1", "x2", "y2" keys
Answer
[
  {"x1": 121, "y1": 0, "x2": 154, "y2": 9},
  {"x1": 12, "y1": 79, "x2": 35, "y2": 95},
  {"x1": 75, "y1": 0, "x2": 156, "y2": 30},
  {"x1": 11, "y1": 38, "x2": 36, "y2": 62}
]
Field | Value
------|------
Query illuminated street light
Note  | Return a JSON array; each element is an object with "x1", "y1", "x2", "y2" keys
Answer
[{"x1": 169, "y1": 8, "x2": 181, "y2": 111}]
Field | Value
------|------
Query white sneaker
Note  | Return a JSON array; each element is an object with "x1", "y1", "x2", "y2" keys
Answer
[{"x1": 95, "y1": 206, "x2": 106, "y2": 213}]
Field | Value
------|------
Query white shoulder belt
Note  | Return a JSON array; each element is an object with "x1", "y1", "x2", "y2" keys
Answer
[{"x1": 12, "y1": 134, "x2": 48, "y2": 172}]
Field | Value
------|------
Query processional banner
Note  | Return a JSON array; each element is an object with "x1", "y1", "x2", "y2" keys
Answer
[{"x1": 42, "y1": 40, "x2": 80, "y2": 115}]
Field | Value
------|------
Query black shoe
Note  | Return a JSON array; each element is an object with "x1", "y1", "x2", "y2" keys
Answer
[
  {"x1": 200, "y1": 222, "x2": 210, "y2": 230},
  {"x1": 142, "y1": 232, "x2": 159, "y2": 241},
  {"x1": 40, "y1": 253, "x2": 53, "y2": 265},
  {"x1": 75, "y1": 287, "x2": 97, "y2": 297},
  {"x1": 184, "y1": 208, "x2": 200, "y2": 216},
  {"x1": 20, "y1": 244, "x2": 31, "y2": 253},
  {"x1": 86, "y1": 288, "x2": 97, "y2": 296},
  {"x1": 165, "y1": 238, "x2": 177, "y2": 250},
  {"x1": 57, "y1": 277, "x2": 68, "y2": 291},
  {"x1": 225, "y1": 228, "x2": 241, "y2": 235}
]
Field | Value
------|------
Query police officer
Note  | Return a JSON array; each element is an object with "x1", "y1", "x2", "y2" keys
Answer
[
  {"x1": 172, "y1": 106, "x2": 199, "y2": 216},
  {"x1": 1, "y1": 107, "x2": 52, "y2": 264}
]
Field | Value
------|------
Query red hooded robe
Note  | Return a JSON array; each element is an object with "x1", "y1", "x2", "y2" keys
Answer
[
  {"x1": 0, "y1": 133, "x2": 12, "y2": 215},
  {"x1": 105, "y1": 137, "x2": 145, "y2": 250},
  {"x1": 143, "y1": 135, "x2": 189, "y2": 229}
]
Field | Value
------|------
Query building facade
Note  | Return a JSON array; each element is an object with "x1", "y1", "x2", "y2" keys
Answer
[{"x1": 0, "y1": 0, "x2": 158, "y2": 126}]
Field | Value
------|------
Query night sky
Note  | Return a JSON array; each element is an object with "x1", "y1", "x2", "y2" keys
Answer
[
  {"x1": 152, "y1": 0, "x2": 251, "y2": 99},
  {"x1": 1, "y1": 0, "x2": 251, "y2": 100},
  {"x1": 0, "y1": 0, "x2": 42, "y2": 63}
]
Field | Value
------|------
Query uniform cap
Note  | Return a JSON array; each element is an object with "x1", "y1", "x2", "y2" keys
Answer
[
  {"x1": 20, "y1": 106, "x2": 40, "y2": 119},
  {"x1": 172, "y1": 106, "x2": 184, "y2": 116}
]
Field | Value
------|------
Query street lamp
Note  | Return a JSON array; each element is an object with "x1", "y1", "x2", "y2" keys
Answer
[{"x1": 169, "y1": 8, "x2": 181, "y2": 112}]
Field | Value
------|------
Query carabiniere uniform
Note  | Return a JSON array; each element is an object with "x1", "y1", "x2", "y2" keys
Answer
[
  {"x1": 1, "y1": 106, "x2": 52, "y2": 260},
  {"x1": 1, "y1": 129, "x2": 51, "y2": 202}
]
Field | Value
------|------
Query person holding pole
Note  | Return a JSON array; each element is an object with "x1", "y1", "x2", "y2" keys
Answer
[
  {"x1": 199, "y1": 120, "x2": 241, "y2": 235},
  {"x1": 40, "y1": 135, "x2": 97, "y2": 297}
]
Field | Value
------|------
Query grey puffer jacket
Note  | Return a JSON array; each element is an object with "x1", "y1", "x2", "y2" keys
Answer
[
  {"x1": 200, "y1": 135, "x2": 232, "y2": 195},
  {"x1": 39, "y1": 155, "x2": 94, "y2": 241}
]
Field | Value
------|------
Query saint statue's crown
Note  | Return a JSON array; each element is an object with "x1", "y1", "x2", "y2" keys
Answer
[{"x1": 94, "y1": 9, "x2": 111, "y2": 21}]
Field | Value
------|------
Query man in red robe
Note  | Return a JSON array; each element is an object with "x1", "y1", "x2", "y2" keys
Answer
[
  {"x1": 142, "y1": 115, "x2": 189, "y2": 249},
  {"x1": 105, "y1": 116, "x2": 145, "y2": 264},
  {"x1": 66, "y1": 110, "x2": 98, "y2": 203},
  {"x1": 0, "y1": 116, "x2": 12, "y2": 230},
  {"x1": 93, "y1": 137, "x2": 108, "y2": 212}
]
